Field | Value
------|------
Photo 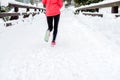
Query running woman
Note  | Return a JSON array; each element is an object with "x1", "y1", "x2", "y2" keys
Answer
[{"x1": 42, "y1": 0, "x2": 63, "y2": 46}]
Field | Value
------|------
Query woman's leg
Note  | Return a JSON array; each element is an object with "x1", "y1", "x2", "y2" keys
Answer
[
  {"x1": 52, "y1": 14, "x2": 60, "y2": 42},
  {"x1": 47, "y1": 16, "x2": 53, "y2": 32}
]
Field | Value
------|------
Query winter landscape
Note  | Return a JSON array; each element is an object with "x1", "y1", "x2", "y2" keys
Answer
[{"x1": 0, "y1": 0, "x2": 120, "y2": 80}]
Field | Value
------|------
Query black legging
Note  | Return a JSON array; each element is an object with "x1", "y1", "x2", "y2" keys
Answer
[{"x1": 47, "y1": 14, "x2": 60, "y2": 42}]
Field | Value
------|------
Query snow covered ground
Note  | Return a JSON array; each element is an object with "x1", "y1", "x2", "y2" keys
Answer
[{"x1": 0, "y1": 6, "x2": 120, "y2": 80}]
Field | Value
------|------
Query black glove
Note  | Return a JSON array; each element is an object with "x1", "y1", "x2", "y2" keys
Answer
[{"x1": 43, "y1": 5, "x2": 46, "y2": 8}]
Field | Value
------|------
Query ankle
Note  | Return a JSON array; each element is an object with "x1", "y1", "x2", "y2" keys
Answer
[{"x1": 51, "y1": 41, "x2": 56, "y2": 45}]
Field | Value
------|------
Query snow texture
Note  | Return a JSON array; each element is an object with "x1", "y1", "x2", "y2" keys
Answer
[{"x1": 0, "y1": 1, "x2": 120, "y2": 80}]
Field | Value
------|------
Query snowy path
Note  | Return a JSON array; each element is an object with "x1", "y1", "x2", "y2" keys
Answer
[{"x1": 0, "y1": 9, "x2": 120, "y2": 80}]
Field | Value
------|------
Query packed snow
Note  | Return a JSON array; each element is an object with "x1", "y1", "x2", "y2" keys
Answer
[
  {"x1": 75, "y1": 0, "x2": 120, "y2": 14},
  {"x1": 0, "y1": 1, "x2": 120, "y2": 80}
]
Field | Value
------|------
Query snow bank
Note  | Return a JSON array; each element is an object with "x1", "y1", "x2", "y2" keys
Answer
[
  {"x1": 1, "y1": 0, "x2": 14, "y2": 6},
  {"x1": 76, "y1": 0, "x2": 120, "y2": 14}
]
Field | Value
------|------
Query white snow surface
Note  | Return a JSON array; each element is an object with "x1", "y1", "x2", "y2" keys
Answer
[
  {"x1": 75, "y1": 0, "x2": 120, "y2": 14},
  {"x1": 78, "y1": 0, "x2": 120, "y2": 8},
  {"x1": 0, "y1": 5, "x2": 120, "y2": 80}
]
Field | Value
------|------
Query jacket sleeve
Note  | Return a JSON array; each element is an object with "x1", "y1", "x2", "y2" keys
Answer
[
  {"x1": 58, "y1": 0, "x2": 63, "y2": 8},
  {"x1": 42, "y1": 0, "x2": 46, "y2": 5}
]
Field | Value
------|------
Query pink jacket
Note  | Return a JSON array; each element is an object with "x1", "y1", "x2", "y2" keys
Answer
[{"x1": 42, "y1": 0, "x2": 63, "y2": 16}]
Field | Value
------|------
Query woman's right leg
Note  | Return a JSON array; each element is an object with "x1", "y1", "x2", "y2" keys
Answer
[
  {"x1": 47, "y1": 16, "x2": 53, "y2": 32},
  {"x1": 44, "y1": 16, "x2": 53, "y2": 42}
]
